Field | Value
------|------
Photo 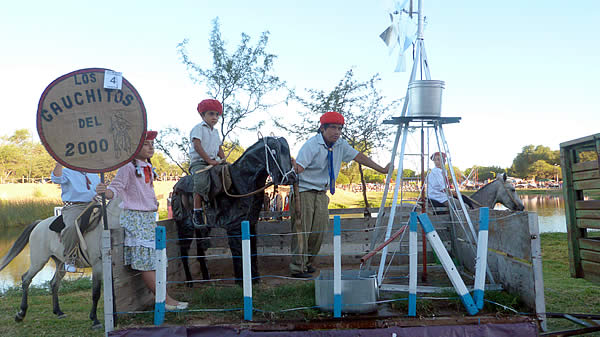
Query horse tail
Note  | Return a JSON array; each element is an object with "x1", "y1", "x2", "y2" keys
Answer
[{"x1": 0, "y1": 220, "x2": 41, "y2": 272}]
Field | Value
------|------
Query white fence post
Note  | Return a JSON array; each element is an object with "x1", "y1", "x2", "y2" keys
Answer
[
  {"x1": 242, "y1": 220, "x2": 253, "y2": 321},
  {"x1": 154, "y1": 226, "x2": 167, "y2": 325},
  {"x1": 333, "y1": 215, "x2": 342, "y2": 318},
  {"x1": 474, "y1": 207, "x2": 489, "y2": 309},
  {"x1": 408, "y1": 212, "x2": 418, "y2": 316},
  {"x1": 101, "y1": 230, "x2": 114, "y2": 333}
]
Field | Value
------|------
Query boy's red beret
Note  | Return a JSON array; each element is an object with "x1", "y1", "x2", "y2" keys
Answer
[
  {"x1": 197, "y1": 99, "x2": 223, "y2": 115},
  {"x1": 319, "y1": 111, "x2": 345, "y2": 125}
]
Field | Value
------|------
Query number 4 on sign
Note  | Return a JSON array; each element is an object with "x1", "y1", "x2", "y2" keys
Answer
[{"x1": 103, "y1": 70, "x2": 122, "y2": 90}]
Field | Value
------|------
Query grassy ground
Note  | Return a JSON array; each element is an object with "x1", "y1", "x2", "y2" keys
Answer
[{"x1": 1, "y1": 232, "x2": 598, "y2": 335}]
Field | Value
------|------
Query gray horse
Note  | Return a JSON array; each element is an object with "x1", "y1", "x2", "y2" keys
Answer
[
  {"x1": 0, "y1": 199, "x2": 121, "y2": 329},
  {"x1": 469, "y1": 173, "x2": 525, "y2": 211}
]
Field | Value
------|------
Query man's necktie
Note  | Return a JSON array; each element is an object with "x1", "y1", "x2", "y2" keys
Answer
[{"x1": 328, "y1": 147, "x2": 335, "y2": 195}]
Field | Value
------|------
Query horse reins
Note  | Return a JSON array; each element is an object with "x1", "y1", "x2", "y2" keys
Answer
[{"x1": 221, "y1": 165, "x2": 274, "y2": 198}]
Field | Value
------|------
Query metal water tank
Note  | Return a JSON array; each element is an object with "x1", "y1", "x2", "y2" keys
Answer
[{"x1": 408, "y1": 80, "x2": 445, "y2": 117}]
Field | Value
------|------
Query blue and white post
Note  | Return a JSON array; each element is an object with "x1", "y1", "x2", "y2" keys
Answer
[
  {"x1": 408, "y1": 212, "x2": 418, "y2": 316},
  {"x1": 241, "y1": 220, "x2": 253, "y2": 321},
  {"x1": 474, "y1": 207, "x2": 490, "y2": 310},
  {"x1": 333, "y1": 215, "x2": 342, "y2": 318},
  {"x1": 416, "y1": 213, "x2": 478, "y2": 316},
  {"x1": 154, "y1": 226, "x2": 167, "y2": 325}
]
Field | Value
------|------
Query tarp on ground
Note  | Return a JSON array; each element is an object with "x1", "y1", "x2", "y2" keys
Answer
[{"x1": 108, "y1": 322, "x2": 538, "y2": 337}]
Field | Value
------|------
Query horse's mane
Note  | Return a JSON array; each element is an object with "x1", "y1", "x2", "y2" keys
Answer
[
  {"x1": 470, "y1": 178, "x2": 499, "y2": 198},
  {"x1": 233, "y1": 137, "x2": 270, "y2": 165}
]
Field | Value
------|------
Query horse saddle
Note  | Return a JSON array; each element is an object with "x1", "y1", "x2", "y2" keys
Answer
[
  {"x1": 48, "y1": 202, "x2": 101, "y2": 234},
  {"x1": 207, "y1": 163, "x2": 233, "y2": 200},
  {"x1": 49, "y1": 215, "x2": 65, "y2": 233},
  {"x1": 76, "y1": 203, "x2": 102, "y2": 234},
  {"x1": 73, "y1": 202, "x2": 102, "y2": 267}
]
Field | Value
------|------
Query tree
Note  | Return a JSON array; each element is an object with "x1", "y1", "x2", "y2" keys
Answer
[
  {"x1": 276, "y1": 69, "x2": 399, "y2": 211},
  {"x1": 511, "y1": 145, "x2": 559, "y2": 178},
  {"x1": 466, "y1": 165, "x2": 505, "y2": 182},
  {"x1": 154, "y1": 127, "x2": 192, "y2": 174},
  {"x1": 528, "y1": 160, "x2": 560, "y2": 180},
  {"x1": 177, "y1": 18, "x2": 285, "y2": 143},
  {"x1": 0, "y1": 129, "x2": 54, "y2": 183}
]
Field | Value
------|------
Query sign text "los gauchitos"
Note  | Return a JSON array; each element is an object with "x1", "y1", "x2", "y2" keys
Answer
[{"x1": 40, "y1": 73, "x2": 136, "y2": 122}]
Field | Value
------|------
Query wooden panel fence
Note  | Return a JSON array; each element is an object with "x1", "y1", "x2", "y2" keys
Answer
[{"x1": 560, "y1": 133, "x2": 600, "y2": 283}]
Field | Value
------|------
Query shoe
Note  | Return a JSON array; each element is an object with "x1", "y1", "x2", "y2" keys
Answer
[
  {"x1": 306, "y1": 266, "x2": 316, "y2": 274},
  {"x1": 64, "y1": 263, "x2": 77, "y2": 273},
  {"x1": 193, "y1": 210, "x2": 204, "y2": 225},
  {"x1": 291, "y1": 272, "x2": 313, "y2": 279},
  {"x1": 165, "y1": 302, "x2": 188, "y2": 310}
]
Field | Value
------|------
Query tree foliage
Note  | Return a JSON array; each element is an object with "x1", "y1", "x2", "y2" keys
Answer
[
  {"x1": 511, "y1": 145, "x2": 560, "y2": 178},
  {"x1": 276, "y1": 68, "x2": 398, "y2": 153},
  {"x1": 177, "y1": 18, "x2": 285, "y2": 143},
  {"x1": 464, "y1": 165, "x2": 505, "y2": 182},
  {"x1": 528, "y1": 160, "x2": 561, "y2": 180},
  {"x1": 0, "y1": 129, "x2": 54, "y2": 182}
]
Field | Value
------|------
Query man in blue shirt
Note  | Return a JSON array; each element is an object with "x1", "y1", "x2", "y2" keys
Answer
[
  {"x1": 51, "y1": 162, "x2": 101, "y2": 272},
  {"x1": 289, "y1": 111, "x2": 390, "y2": 278}
]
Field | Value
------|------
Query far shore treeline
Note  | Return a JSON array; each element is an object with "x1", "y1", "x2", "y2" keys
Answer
[{"x1": 0, "y1": 129, "x2": 577, "y2": 185}]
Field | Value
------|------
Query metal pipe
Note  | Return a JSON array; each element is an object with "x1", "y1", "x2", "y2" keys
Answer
[
  {"x1": 360, "y1": 225, "x2": 407, "y2": 264},
  {"x1": 417, "y1": 0, "x2": 424, "y2": 40}
]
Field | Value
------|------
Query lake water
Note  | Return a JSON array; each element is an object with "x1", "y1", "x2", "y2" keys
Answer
[{"x1": 0, "y1": 192, "x2": 567, "y2": 291}]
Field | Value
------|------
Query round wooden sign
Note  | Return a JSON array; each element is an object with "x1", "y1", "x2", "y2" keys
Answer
[{"x1": 37, "y1": 68, "x2": 147, "y2": 173}]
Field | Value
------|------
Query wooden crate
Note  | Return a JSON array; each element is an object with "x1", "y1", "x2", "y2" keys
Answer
[{"x1": 560, "y1": 133, "x2": 600, "y2": 283}]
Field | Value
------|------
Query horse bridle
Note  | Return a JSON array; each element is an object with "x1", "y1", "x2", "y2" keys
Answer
[
  {"x1": 499, "y1": 180, "x2": 522, "y2": 211},
  {"x1": 221, "y1": 137, "x2": 295, "y2": 198},
  {"x1": 263, "y1": 137, "x2": 295, "y2": 185}
]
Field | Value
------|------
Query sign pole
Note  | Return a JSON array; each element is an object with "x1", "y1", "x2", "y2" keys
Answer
[{"x1": 100, "y1": 172, "x2": 115, "y2": 333}]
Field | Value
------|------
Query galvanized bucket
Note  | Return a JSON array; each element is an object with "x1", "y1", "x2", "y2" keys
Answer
[
  {"x1": 408, "y1": 80, "x2": 445, "y2": 117},
  {"x1": 315, "y1": 269, "x2": 378, "y2": 313}
]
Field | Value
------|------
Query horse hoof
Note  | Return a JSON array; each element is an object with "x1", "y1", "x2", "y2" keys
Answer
[
  {"x1": 91, "y1": 322, "x2": 103, "y2": 330},
  {"x1": 58, "y1": 313, "x2": 67, "y2": 319},
  {"x1": 15, "y1": 312, "x2": 24, "y2": 322}
]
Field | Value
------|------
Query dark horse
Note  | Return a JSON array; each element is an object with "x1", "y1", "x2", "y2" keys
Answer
[
  {"x1": 171, "y1": 175, "x2": 211, "y2": 285},
  {"x1": 183, "y1": 136, "x2": 296, "y2": 284}
]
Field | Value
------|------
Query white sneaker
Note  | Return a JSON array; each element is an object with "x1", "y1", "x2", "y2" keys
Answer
[{"x1": 64, "y1": 263, "x2": 77, "y2": 273}]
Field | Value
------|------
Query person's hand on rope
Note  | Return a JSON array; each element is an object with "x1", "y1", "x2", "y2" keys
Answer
[
  {"x1": 206, "y1": 158, "x2": 221, "y2": 166},
  {"x1": 291, "y1": 157, "x2": 305, "y2": 174}
]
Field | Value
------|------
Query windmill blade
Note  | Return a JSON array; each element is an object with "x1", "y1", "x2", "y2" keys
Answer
[
  {"x1": 379, "y1": 24, "x2": 398, "y2": 48},
  {"x1": 379, "y1": 0, "x2": 419, "y2": 72}
]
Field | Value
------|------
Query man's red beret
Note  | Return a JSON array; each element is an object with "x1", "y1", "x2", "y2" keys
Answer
[
  {"x1": 320, "y1": 111, "x2": 345, "y2": 125},
  {"x1": 197, "y1": 99, "x2": 223, "y2": 115}
]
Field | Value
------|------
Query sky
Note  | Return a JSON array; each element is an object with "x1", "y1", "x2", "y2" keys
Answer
[{"x1": 1, "y1": 0, "x2": 599, "y2": 171}]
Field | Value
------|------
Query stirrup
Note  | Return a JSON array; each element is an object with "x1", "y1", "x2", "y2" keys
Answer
[{"x1": 64, "y1": 263, "x2": 77, "y2": 273}]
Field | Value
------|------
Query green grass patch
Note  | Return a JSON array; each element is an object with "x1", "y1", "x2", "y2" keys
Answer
[
  {"x1": 0, "y1": 278, "x2": 105, "y2": 337},
  {"x1": 541, "y1": 232, "x2": 600, "y2": 332}
]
